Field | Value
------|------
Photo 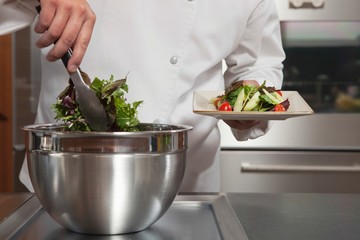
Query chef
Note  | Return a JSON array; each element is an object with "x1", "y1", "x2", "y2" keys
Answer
[{"x1": 1, "y1": 0, "x2": 285, "y2": 192}]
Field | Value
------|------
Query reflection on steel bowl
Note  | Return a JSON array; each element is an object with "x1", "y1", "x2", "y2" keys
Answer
[{"x1": 23, "y1": 123, "x2": 192, "y2": 235}]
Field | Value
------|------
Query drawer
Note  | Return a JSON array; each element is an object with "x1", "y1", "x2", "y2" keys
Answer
[{"x1": 220, "y1": 150, "x2": 360, "y2": 193}]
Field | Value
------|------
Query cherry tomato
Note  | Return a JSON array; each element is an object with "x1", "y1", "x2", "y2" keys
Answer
[
  {"x1": 218, "y1": 102, "x2": 232, "y2": 111},
  {"x1": 274, "y1": 104, "x2": 285, "y2": 112},
  {"x1": 276, "y1": 90, "x2": 283, "y2": 96}
]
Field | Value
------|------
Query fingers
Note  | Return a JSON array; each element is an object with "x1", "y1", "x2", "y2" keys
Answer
[
  {"x1": 223, "y1": 120, "x2": 261, "y2": 130},
  {"x1": 34, "y1": 3, "x2": 56, "y2": 35},
  {"x1": 35, "y1": 4, "x2": 71, "y2": 58},
  {"x1": 242, "y1": 80, "x2": 260, "y2": 87},
  {"x1": 34, "y1": 0, "x2": 96, "y2": 72},
  {"x1": 66, "y1": 10, "x2": 95, "y2": 72}
]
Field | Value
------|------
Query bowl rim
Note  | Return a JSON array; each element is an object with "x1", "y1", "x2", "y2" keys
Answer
[{"x1": 23, "y1": 123, "x2": 193, "y2": 137}]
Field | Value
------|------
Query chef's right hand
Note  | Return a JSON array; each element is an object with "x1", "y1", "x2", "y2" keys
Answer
[{"x1": 34, "y1": 0, "x2": 96, "y2": 72}]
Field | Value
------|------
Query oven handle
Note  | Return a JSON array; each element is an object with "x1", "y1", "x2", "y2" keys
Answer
[{"x1": 240, "y1": 163, "x2": 360, "y2": 172}]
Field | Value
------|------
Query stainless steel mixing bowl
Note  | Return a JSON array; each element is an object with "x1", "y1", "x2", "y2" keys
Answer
[{"x1": 23, "y1": 123, "x2": 192, "y2": 235}]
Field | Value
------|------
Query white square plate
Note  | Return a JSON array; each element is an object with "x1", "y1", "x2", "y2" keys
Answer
[{"x1": 193, "y1": 91, "x2": 314, "y2": 120}]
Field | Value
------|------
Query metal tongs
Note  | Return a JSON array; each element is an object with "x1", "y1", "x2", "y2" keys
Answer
[
  {"x1": 36, "y1": 5, "x2": 108, "y2": 131},
  {"x1": 61, "y1": 50, "x2": 108, "y2": 131}
]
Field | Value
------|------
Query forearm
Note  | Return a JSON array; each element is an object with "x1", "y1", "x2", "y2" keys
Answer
[{"x1": 224, "y1": 0, "x2": 285, "y2": 89}]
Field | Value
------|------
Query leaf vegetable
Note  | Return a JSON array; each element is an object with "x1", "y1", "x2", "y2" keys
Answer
[
  {"x1": 214, "y1": 81, "x2": 290, "y2": 112},
  {"x1": 53, "y1": 71, "x2": 143, "y2": 132}
]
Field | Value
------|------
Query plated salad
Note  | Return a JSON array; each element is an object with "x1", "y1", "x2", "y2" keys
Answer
[
  {"x1": 213, "y1": 81, "x2": 290, "y2": 112},
  {"x1": 53, "y1": 72, "x2": 143, "y2": 132}
]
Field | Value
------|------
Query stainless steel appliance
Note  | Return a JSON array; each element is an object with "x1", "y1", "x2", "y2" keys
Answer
[{"x1": 220, "y1": 0, "x2": 360, "y2": 193}]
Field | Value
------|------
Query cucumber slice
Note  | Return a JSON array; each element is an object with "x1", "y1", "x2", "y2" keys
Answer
[
  {"x1": 243, "y1": 91, "x2": 261, "y2": 111},
  {"x1": 273, "y1": 91, "x2": 285, "y2": 102},
  {"x1": 262, "y1": 89, "x2": 281, "y2": 105},
  {"x1": 233, "y1": 88, "x2": 245, "y2": 112}
]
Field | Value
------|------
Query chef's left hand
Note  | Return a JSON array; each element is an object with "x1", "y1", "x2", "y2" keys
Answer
[
  {"x1": 223, "y1": 120, "x2": 261, "y2": 130},
  {"x1": 223, "y1": 79, "x2": 262, "y2": 130}
]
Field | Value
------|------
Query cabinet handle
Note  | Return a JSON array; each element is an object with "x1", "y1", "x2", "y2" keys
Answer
[
  {"x1": 241, "y1": 163, "x2": 360, "y2": 172},
  {"x1": 0, "y1": 112, "x2": 7, "y2": 121},
  {"x1": 13, "y1": 144, "x2": 26, "y2": 152},
  {"x1": 289, "y1": 0, "x2": 325, "y2": 9}
]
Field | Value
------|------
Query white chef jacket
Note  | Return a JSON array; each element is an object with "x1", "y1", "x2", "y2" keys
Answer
[
  {"x1": 14, "y1": 0, "x2": 285, "y2": 192},
  {"x1": 0, "y1": 0, "x2": 37, "y2": 35}
]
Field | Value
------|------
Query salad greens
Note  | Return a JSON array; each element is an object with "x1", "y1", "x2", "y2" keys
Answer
[
  {"x1": 214, "y1": 81, "x2": 290, "y2": 112},
  {"x1": 53, "y1": 72, "x2": 143, "y2": 132}
]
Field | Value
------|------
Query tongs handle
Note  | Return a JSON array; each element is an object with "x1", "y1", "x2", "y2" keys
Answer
[{"x1": 60, "y1": 48, "x2": 72, "y2": 69}]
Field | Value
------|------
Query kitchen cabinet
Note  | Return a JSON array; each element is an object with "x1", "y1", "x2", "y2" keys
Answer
[
  {"x1": 220, "y1": 150, "x2": 360, "y2": 193},
  {"x1": 0, "y1": 34, "x2": 14, "y2": 192}
]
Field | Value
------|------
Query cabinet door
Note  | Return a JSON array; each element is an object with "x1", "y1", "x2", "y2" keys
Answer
[
  {"x1": 221, "y1": 150, "x2": 360, "y2": 193},
  {"x1": 0, "y1": 34, "x2": 14, "y2": 192}
]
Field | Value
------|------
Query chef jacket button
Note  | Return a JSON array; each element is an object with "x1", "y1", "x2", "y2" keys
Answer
[{"x1": 170, "y1": 56, "x2": 179, "y2": 65}]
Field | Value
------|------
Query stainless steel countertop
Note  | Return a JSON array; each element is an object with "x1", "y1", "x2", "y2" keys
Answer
[
  {"x1": 1, "y1": 193, "x2": 360, "y2": 240},
  {"x1": 0, "y1": 193, "x2": 247, "y2": 240},
  {"x1": 227, "y1": 193, "x2": 360, "y2": 240},
  {"x1": 0, "y1": 193, "x2": 32, "y2": 222}
]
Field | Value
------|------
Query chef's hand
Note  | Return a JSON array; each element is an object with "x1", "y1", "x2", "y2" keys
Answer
[
  {"x1": 223, "y1": 79, "x2": 261, "y2": 131},
  {"x1": 223, "y1": 119, "x2": 261, "y2": 130},
  {"x1": 34, "y1": 0, "x2": 96, "y2": 72}
]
